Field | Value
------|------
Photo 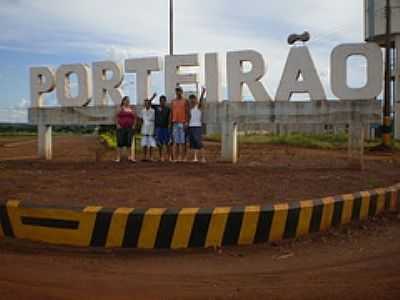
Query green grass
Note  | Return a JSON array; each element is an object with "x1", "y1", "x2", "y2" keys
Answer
[
  {"x1": 101, "y1": 131, "x2": 400, "y2": 151},
  {"x1": 100, "y1": 132, "x2": 143, "y2": 153},
  {"x1": 206, "y1": 132, "x2": 349, "y2": 149}
]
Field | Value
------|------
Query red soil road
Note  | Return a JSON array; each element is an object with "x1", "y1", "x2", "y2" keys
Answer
[
  {"x1": 0, "y1": 215, "x2": 399, "y2": 300},
  {"x1": 1, "y1": 136, "x2": 400, "y2": 299},
  {"x1": 0, "y1": 135, "x2": 400, "y2": 208}
]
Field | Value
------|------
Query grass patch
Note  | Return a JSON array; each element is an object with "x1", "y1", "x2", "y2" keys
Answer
[
  {"x1": 100, "y1": 132, "x2": 143, "y2": 153},
  {"x1": 206, "y1": 132, "x2": 349, "y2": 149}
]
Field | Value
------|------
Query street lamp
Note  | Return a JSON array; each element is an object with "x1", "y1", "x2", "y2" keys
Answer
[{"x1": 169, "y1": 0, "x2": 174, "y2": 55}]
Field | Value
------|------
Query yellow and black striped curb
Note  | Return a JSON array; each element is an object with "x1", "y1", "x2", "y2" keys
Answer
[{"x1": 1, "y1": 184, "x2": 399, "y2": 249}]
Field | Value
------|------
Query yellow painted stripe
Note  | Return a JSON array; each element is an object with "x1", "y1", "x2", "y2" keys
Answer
[
  {"x1": 296, "y1": 200, "x2": 314, "y2": 237},
  {"x1": 341, "y1": 194, "x2": 355, "y2": 224},
  {"x1": 375, "y1": 189, "x2": 386, "y2": 214},
  {"x1": 205, "y1": 207, "x2": 231, "y2": 248},
  {"x1": 269, "y1": 203, "x2": 289, "y2": 241},
  {"x1": 137, "y1": 208, "x2": 166, "y2": 249},
  {"x1": 83, "y1": 206, "x2": 102, "y2": 213},
  {"x1": 105, "y1": 208, "x2": 134, "y2": 248},
  {"x1": 320, "y1": 197, "x2": 335, "y2": 231},
  {"x1": 360, "y1": 191, "x2": 370, "y2": 220},
  {"x1": 238, "y1": 206, "x2": 261, "y2": 245},
  {"x1": 7, "y1": 203, "x2": 100, "y2": 247},
  {"x1": 171, "y1": 208, "x2": 199, "y2": 249}
]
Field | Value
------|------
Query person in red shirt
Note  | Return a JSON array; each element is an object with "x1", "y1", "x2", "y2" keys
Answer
[{"x1": 115, "y1": 96, "x2": 137, "y2": 162}]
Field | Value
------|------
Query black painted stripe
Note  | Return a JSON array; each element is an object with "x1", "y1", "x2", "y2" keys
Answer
[
  {"x1": 222, "y1": 207, "x2": 244, "y2": 246},
  {"x1": 188, "y1": 208, "x2": 213, "y2": 248},
  {"x1": 254, "y1": 205, "x2": 274, "y2": 243},
  {"x1": 384, "y1": 189, "x2": 392, "y2": 210},
  {"x1": 20, "y1": 202, "x2": 84, "y2": 211},
  {"x1": 122, "y1": 208, "x2": 147, "y2": 248},
  {"x1": 351, "y1": 192, "x2": 363, "y2": 221},
  {"x1": 154, "y1": 208, "x2": 180, "y2": 249},
  {"x1": 331, "y1": 196, "x2": 344, "y2": 227},
  {"x1": 309, "y1": 199, "x2": 324, "y2": 233},
  {"x1": 283, "y1": 203, "x2": 301, "y2": 239},
  {"x1": 21, "y1": 217, "x2": 79, "y2": 229},
  {"x1": 368, "y1": 192, "x2": 378, "y2": 217},
  {"x1": 90, "y1": 208, "x2": 114, "y2": 247},
  {"x1": 0, "y1": 204, "x2": 14, "y2": 237}
]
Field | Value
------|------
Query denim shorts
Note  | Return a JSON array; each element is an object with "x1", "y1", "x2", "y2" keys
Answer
[
  {"x1": 155, "y1": 127, "x2": 171, "y2": 145},
  {"x1": 172, "y1": 123, "x2": 186, "y2": 144},
  {"x1": 189, "y1": 127, "x2": 203, "y2": 150}
]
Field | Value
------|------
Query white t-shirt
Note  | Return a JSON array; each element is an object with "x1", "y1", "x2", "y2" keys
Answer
[
  {"x1": 141, "y1": 108, "x2": 155, "y2": 135},
  {"x1": 189, "y1": 106, "x2": 202, "y2": 127}
]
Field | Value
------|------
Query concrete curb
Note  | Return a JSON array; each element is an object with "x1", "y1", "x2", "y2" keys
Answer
[{"x1": 1, "y1": 184, "x2": 399, "y2": 249}]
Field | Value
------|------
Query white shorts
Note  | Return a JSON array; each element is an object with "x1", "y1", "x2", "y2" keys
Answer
[{"x1": 141, "y1": 135, "x2": 157, "y2": 148}]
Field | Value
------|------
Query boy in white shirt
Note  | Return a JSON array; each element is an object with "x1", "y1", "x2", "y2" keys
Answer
[{"x1": 140, "y1": 93, "x2": 157, "y2": 161}]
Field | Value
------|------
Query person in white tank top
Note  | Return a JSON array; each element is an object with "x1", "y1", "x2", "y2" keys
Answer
[{"x1": 188, "y1": 87, "x2": 207, "y2": 163}]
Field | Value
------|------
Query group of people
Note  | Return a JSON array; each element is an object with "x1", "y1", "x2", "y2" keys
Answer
[{"x1": 115, "y1": 86, "x2": 206, "y2": 163}]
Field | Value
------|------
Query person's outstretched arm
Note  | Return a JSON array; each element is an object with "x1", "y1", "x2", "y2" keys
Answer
[
  {"x1": 198, "y1": 87, "x2": 206, "y2": 109},
  {"x1": 149, "y1": 92, "x2": 157, "y2": 102}
]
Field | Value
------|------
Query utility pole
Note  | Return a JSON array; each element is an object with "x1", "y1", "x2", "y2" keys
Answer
[
  {"x1": 169, "y1": 0, "x2": 174, "y2": 56},
  {"x1": 383, "y1": 0, "x2": 392, "y2": 146}
]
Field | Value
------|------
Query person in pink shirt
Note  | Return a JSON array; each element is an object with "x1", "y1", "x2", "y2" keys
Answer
[{"x1": 115, "y1": 96, "x2": 137, "y2": 162}]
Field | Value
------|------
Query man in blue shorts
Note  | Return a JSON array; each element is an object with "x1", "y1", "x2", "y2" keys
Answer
[{"x1": 153, "y1": 95, "x2": 171, "y2": 161}]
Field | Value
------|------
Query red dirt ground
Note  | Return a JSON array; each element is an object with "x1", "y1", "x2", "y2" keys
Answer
[
  {"x1": 1, "y1": 215, "x2": 400, "y2": 300},
  {"x1": 1, "y1": 135, "x2": 400, "y2": 299},
  {"x1": 0, "y1": 135, "x2": 399, "y2": 207}
]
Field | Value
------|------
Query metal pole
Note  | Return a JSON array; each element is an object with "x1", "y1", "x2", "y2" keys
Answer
[
  {"x1": 169, "y1": 0, "x2": 174, "y2": 55},
  {"x1": 383, "y1": 0, "x2": 392, "y2": 146}
]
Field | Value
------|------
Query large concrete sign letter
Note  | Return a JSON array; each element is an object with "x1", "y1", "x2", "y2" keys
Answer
[
  {"x1": 276, "y1": 46, "x2": 326, "y2": 101},
  {"x1": 125, "y1": 57, "x2": 161, "y2": 105},
  {"x1": 227, "y1": 50, "x2": 271, "y2": 102},
  {"x1": 55, "y1": 64, "x2": 91, "y2": 107},
  {"x1": 93, "y1": 61, "x2": 124, "y2": 105},
  {"x1": 30, "y1": 67, "x2": 56, "y2": 107},
  {"x1": 165, "y1": 54, "x2": 199, "y2": 100},
  {"x1": 205, "y1": 53, "x2": 222, "y2": 103},
  {"x1": 331, "y1": 43, "x2": 383, "y2": 100}
]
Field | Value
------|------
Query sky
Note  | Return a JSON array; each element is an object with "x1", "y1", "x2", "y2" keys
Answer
[{"x1": 0, "y1": 0, "x2": 367, "y2": 122}]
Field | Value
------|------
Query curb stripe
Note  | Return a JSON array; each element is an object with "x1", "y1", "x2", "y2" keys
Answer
[
  {"x1": 0, "y1": 204, "x2": 14, "y2": 237},
  {"x1": 368, "y1": 192, "x2": 378, "y2": 217},
  {"x1": 270, "y1": 203, "x2": 289, "y2": 241},
  {"x1": 309, "y1": 199, "x2": 323, "y2": 233},
  {"x1": 254, "y1": 205, "x2": 274, "y2": 243},
  {"x1": 155, "y1": 208, "x2": 180, "y2": 249},
  {"x1": 188, "y1": 208, "x2": 213, "y2": 248},
  {"x1": 296, "y1": 200, "x2": 313, "y2": 237},
  {"x1": 137, "y1": 208, "x2": 166, "y2": 249},
  {"x1": 222, "y1": 207, "x2": 244, "y2": 246},
  {"x1": 360, "y1": 192, "x2": 370, "y2": 220},
  {"x1": 320, "y1": 197, "x2": 335, "y2": 231},
  {"x1": 90, "y1": 208, "x2": 114, "y2": 247},
  {"x1": 171, "y1": 208, "x2": 199, "y2": 249},
  {"x1": 375, "y1": 189, "x2": 386, "y2": 214},
  {"x1": 238, "y1": 206, "x2": 260, "y2": 245},
  {"x1": 332, "y1": 197, "x2": 344, "y2": 227},
  {"x1": 351, "y1": 193, "x2": 362, "y2": 221},
  {"x1": 283, "y1": 203, "x2": 301, "y2": 239},
  {"x1": 106, "y1": 208, "x2": 134, "y2": 248},
  {"x1": 21, "y1": 217, "x2": 79, "y2": 229},
  {"x1": 205, "y1": 207, "x2": 231, "y2": 248},
  {"x1": 122, "y1": 208, "x2": 147, "y2": 248},
  {"x1": 384, "y1": 190, "x2": 392, "y2": 210}
]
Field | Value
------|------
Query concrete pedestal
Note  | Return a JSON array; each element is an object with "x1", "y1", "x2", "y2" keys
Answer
[
  {"x1": 221, "y1": 120, "x2": 238, "y2": 163},
  {"x1": 38, "y1": 124, "x2": 52, "y2": 160},
  {"x1": 348, "y1": 121, "x2": 364, "y2": 170}
]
